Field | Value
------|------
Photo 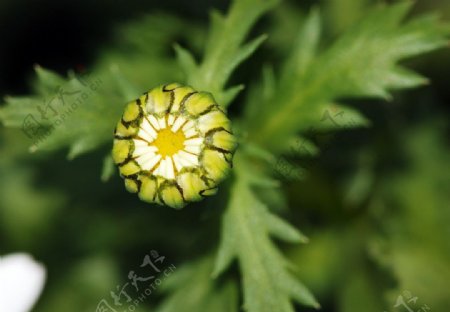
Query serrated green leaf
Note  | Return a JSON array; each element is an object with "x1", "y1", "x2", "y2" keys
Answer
[
  {"x1": 185, "y1": 0, "x2": 279, "y2": 107},
  {"x1": 221, "y1": 84, "x2": 245, "y2": 106},
  {"x1": 222, "y1": 34, "x2": 267, "y2": 83},
  {"x1": 241, "y1": 142, "x2": 276, "y2": 163},
  {"x1": 0, "y1": 68, "x2": 124, "y2": 157},
  {"x1": 66, "y1": 137, "x2": 99, "y2": 160},
  {"x1": 265, "y1": 212, "x2": 309, "y2": 244},
  {"x1": 174, "y1": 43, "x2": 198, "y2": 78},
  {"x1": 33, "y1": 65, "x2": 67, "y2": 96},
  {"x1": 285, "y1": 136, "x2": 319, "y2": 157},
  {"x1": 241, "y1": 141, "x2": 309, "y2": 181},
  {"x1": 243, "y1": 65, "x2": 276, "y2": 124},
  {"x1": 385, "y1": 66, "x2": 429, "y2": 89},
  {"x1": 272, "y1": 157, "x2": 307, "y2": 181},
  {"x1": 109, "y1": 64, "x2": 141, "y2": 101},
  {"x1": 214, "y1": 153, "x2": 319, "y2": 312},
  {"x1": 0, "y1": 96, "x2": 42, "y2": 128},
  {"x1": 245, "y1": 3, "x2": 449, "y2": 153},
  {"x1": 0, "y1": 14, "x2": 191, "y2": 158},
  {"x1": 316, "y1": 103, "x2": 371, "y2": 130},
  {"x1": 281, "y1": 7, "x2": 321, "y2": 82}
]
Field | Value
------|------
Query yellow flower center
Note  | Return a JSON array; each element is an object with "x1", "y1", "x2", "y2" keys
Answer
[{"x1": 152, "y1": 128, "x2": 186, "y2": 157}]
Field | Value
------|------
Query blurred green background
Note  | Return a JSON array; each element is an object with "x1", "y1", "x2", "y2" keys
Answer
[{"x1": 0, "y1": 0, "x2": 449, "y2": 311}]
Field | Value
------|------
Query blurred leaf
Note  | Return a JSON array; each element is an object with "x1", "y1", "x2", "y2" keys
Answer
[
  {"x1": 38, "y1": 255, "x2": 120, "y2": 312},
  {"x1": 0, "y1": 166, "x2": 64, "y2": 249},
  {"x1": 101, "y1": 154, "x2": 115, "y2": 182},
  {"x1": 342, "y1": 151, "x2": 375, "y2": 208},
  {"x1": 338, "y1": 268, "x2": 385, "y2": 312},
  {"x1": 156, "y1": 255, "x2": 238, "y2": 312},
  {"x1": 372, "y1": 125, "x2": 450, "y2": 310},
  {"x1": 288, "y1": 229, "x2": 349, "y2": 299}
]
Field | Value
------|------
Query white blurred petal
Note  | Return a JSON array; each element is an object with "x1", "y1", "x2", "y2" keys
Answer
[{"x1": 0, "y1": 253, "x2": 46, "y2": 312}]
